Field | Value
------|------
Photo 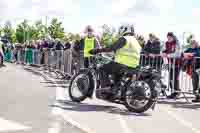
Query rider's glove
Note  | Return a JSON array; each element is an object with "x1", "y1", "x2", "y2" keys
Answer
[{"x1": 89, "y1": 49, "x2": 100, "y2": 55}]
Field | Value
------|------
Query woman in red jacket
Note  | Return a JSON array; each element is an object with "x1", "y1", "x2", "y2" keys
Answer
[{"x1": 163, "y1": 32, "x2": 182, "y2": 99}]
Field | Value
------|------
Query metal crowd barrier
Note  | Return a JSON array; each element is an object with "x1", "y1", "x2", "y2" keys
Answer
[
  {"x1": 39, "y1": 49, "x2": 85, "y2": 79},
  {"x1": 140, "y1": 54, "x2": 200, "y2": 101},
  {"x1": 7, "y1": 47, "x2": 200, "y2": 101}
]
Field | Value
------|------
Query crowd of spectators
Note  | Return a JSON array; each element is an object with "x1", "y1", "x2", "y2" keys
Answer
[{"x1": 1, "y1": 31, "x2": 200, "y2": 102}]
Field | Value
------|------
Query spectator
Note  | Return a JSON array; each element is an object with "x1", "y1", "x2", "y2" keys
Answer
[
  {"x1": 14, "y1": 43, "x2": 21, "y2": 63},
  {"x1": 31, "y1": 41, "x2": 39, "y2": 65},
  {"x1": 144, "y1": 34, "x2": 161, "y2": 54},
  {"x1": 64, "y1": 42, "x2": 71, "y2": 50},
  {"x1": 41, "y1": 40, "x2": 49, "y2": 66},
  {"x1": 183, "y1": 39, "x2": 200, "y2": 102},
  {"x1": 63, "y1": 41, "x2": 72, "y2": 76},
  {"x1": 25, "y1": 42, "x2": 33, "y2": 65},
  {"x1": 55, "y1": 39, "x2": 64, "y2": 50},
  {"x1": 80, "y1": 25, "x2": 100, "y2": 68},
  {"x1": 71, "y1": 40, "x2": 84, "y2": 71},
  {"x1": 48, "y1": 40, "x2": 55, "y2": 49},
  {"x1": 142, "y1": 33, "x2": 162, "y2": 69},
  {"x1": 54, "y1": 39, "x2": 64, "y2": 70},
  {"x1": 163, "y1": 32, "x2": 182, "y2": 99}
]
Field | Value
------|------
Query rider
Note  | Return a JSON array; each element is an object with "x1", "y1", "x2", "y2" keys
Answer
[
  {"x1": 89, "y1": 24, "x2": 141, "y2": 97},
  {"x1": 80, "y1": 25, "x2": 100, "y2": 68}
]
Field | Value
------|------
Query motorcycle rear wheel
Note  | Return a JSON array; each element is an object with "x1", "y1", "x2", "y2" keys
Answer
[{"x1": 124, "y1": 80, "x2": 156, "y2": 113}]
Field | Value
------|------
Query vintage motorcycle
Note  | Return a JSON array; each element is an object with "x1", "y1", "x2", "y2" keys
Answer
[{"x1": 68, "y1": 54, "x2": 162, "y2": 113}]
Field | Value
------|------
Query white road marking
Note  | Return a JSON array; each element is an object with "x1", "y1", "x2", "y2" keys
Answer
[
  {"x1": 0, "y1": 117, "x2": 31, "y2": 132},
  {"x1": 48, "y1": 121, "x2": 62, "y2": 133},
  {"x1": 45, "y1": 74, "x2": 94, "y2": 133},
  {"x1": 62, "y1": 114, "x2": 96, "y2": 133},
  {"x1": 161, "y1": 107, "x2": 200, "y2": 133},
  {"x1": 48, "y1": 107, "x2": 64, "y2": 133},
  {"x1": 116, "y1": 114, "x2": 132, "y2": 133},
  {"x1": 40, "y1": 69, "x2": 131, "y2": 133}
]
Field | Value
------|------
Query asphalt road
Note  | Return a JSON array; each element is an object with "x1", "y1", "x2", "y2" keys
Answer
[
  {"x1": 1, "y1": 63, "x2": 200, "y2": 133},
  {"x1": 0, "y1": 63, "x2": 85, "y2": 133}
]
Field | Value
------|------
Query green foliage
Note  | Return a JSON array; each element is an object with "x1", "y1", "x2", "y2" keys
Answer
[
  {"x1": 100, "y1": 24, "x2": 116, "y2": 46},
  {"x1": 0, "y1": 26, "x2": 2, "y2": 36},
  {"x1": 186, "y1": 34, "x2": 193, "y2": 44},
  {"x1": 64, "y1": 33, "x2": 81, "y2": 42},
  {"x1": 31, "y1": 20, "x2": 46, "y2": 40},
  {"x1": 2, "y1": 21, "x2": 16, "y2": 43},
  {"x1": 16, "y1": 20, "x2": 29, "y2": 43},
  {"x1": 183, "y1": 34, "x2": 194, "y2": 49},
  {"x1": 15, "y1": 19, "x2": 48, "y2": 43},
  {"x1": 48, "y1": 18, "x2": 65, "y2": 39}
]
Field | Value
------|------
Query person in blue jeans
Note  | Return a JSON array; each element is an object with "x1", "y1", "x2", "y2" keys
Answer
[{"x1": 184, "y1": 39, "x2": 200, "y2": 102}]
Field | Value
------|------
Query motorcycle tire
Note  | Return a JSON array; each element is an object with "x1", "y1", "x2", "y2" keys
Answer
[
  {"x1": 124, "y1": 80, "x2": 156, "y2": 113},
  {"x1": 69, "y1": 70, "x2": 94, "y2": 103}
]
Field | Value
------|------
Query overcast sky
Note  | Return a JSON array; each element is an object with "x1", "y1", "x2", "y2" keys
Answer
[{"x1": 0, "y1": 0, "x2": 200, "y2": 41}]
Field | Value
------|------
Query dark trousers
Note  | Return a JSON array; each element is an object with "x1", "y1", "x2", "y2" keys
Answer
[
  {"x1": 99, "y1": 62, "x2": 128, "y2": 88},
  {"x1": 84, "y1": 57, "x2": 95, "y2": 68},
  {"x1": 192, "y1": 70, "x2": 200, "y2": 95}
]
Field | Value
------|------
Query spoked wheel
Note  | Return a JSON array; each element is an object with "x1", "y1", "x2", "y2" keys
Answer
[
  {"x1": 124, "y1": 81, "x2": 155, "y2": 113},
  {"x1": 68, "y1": 72, "x2": 91, "y2": 103}
]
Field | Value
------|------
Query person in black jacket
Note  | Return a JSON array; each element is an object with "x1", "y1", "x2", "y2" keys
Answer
[
  {"x1": 55, "y1": 40, "x2": 64, "y2": 50},
  {"x1": 183, "y1": 39, "x2": 200, "y2": 102},
  {"x1": 64, "y1": 42, "x2": 71, "y2": 50},
  {"x1": 142, "y1": 33, "x2": 162, "y2": 70},
  {"x1": 54, "y1": 39, "x2": 64, "y2": 69}
]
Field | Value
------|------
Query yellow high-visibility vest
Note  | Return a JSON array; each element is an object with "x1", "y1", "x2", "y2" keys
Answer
[
  {"x1": 115, "y1": 36, "x2": 141, "y2": 68},
  {"x1": 84, "y1": 37, "x2": 95, "y2": 57}
]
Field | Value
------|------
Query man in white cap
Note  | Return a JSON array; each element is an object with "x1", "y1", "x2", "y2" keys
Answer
[{"x1": 79, "y1": 25, "x2": 100, "y2": 68}]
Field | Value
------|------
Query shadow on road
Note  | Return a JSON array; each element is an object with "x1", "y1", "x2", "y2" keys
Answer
[
  {"x1": 24, "y1": 66, "x2": 69, "y2": 87},
  {"x1": 24, "y1": 67, "x2": 47, "y2": 80},
  {"x1": 41, "y1": 80, "x2": 69, "y2": 85},
  {"x1": 157, "y1": 100, "x2": 189, "y2": 105},
  {"x1": 172, "y1": 103, "x2": 200, "y2": 109},
  {"x1": 50, "y1": 100, "x2": 151, "y2": 117},
  {"x1": 46, "y1": 85, "x2": 68, "y2": 88},
  {"x1": 158, "y1": 99, "x2": 200, "y2": 110}
]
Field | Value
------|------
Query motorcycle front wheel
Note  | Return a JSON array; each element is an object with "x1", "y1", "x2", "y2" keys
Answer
[
  {"x1": 68, "y1": 70, "x2": 94, "y2": 103},
  {"x1": 124, "y1": 80, "x2": 156, "y2": 113}
]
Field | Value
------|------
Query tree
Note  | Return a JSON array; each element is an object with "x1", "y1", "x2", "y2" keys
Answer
[
  {"x1": 16, "y1": 20, "x2": 29, "y2": 43},
  {"x1": 100, "y1": 24, "x2": 116, "y2": 46},
  {"x1": 0, "y1": 26, "x2": 2, "y2": 37},
  {"x1": 31, "y1": 20, "x2": 46, "y2": 40},
  {"x1": 183, "y1": 34, "x2": 194, "y2": 49},
  {"x1": 64, "y1": 33, "x2": 81, "y2": 42},
  {"x1": 2, "y1": 21, "x2": 16, "y2": 43},
  {"x1": 48, "y1": 18, "x2": 65, "y2": 39}
]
